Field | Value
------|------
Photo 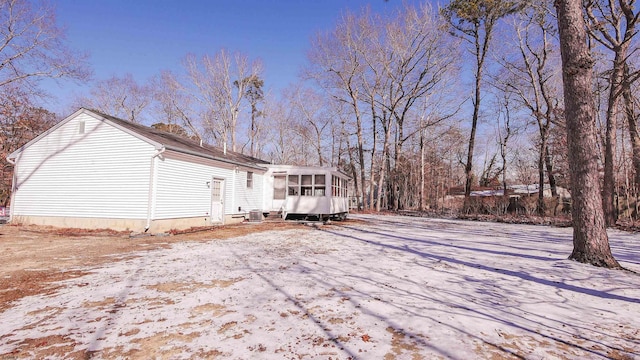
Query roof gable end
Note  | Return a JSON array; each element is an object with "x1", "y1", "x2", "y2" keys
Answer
[
  {"x1": 6, "y1": 108, "x2": 149, "y2": 160},
  {"x1": 8, "y1": 108, "x2": 270, "y2": 171}
]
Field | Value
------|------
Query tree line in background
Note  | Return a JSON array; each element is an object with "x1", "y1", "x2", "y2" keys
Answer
[{"x1": 1, "y1": 1, "x2": 639, "y2": 244}]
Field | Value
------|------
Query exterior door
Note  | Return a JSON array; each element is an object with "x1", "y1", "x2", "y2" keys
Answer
[
  {"x1": 272, "y1": 174, "x2": 286, "y2": 212},
  {"x1": 210, "y1": 178, "x2": 224, "y2": 224}
]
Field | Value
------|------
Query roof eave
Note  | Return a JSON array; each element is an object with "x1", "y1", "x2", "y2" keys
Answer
[{"x1": 163, "y1": 144, "x2": 267, "y2": 171}]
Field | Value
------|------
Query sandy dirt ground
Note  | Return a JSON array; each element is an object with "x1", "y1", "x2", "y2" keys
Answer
[
  {"x1": 0, "y1": 216, "x2": 638, "y2": 360},
  {"x1": 0, "y1": 221, "x2": 303, "y2": 314}
]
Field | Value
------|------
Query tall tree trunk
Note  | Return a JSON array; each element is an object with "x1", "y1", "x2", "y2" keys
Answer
[
  {"x1": 623, "y1": 64, "x2": 640, "y2": 193},
  {"x1": 349, "y1": 94, "x2": 366, "y2": 211},
  {"x1": 545, "y1": 146, "x2": 558, "y2": 197},
  {"x1": 385, "y1": 150, "x2": 393, "y2": 210},
  {"x1": 250, "y1": 104, "x2": 257, "y2": 157},
  {"x1": 555, "y1": 0, "x2": 620, "y2": 268},
  {"x1": 420, "y1": 130, "x2": 425, "y2": 211},
  {"x1": 464, "y1": 24, "x2": 488, "y2": 207},
  {"x1": 545, "y1": 145, "x2": 559, "y2": 215},
  {"x1": 341, "y1": 115, "x2": 359, "y2": 210},
  {"x1": 602, "y1": 52, "x2": 626, "y2": 226},
  {"x1": 394, "y1": 123, "x2": 403, "y2": 211},
  {"x1": 464, "y1": 78, "x2": 481, "y2": 200},
  {"x1": 316, "y1": 129, "x2": 324, "y2": 167},
  {"x1": 537, "y1": 135, "x2": 547, "y2": 216},
  {"x1": 537, "y1": 126, "x2": 555, "y2": 216},
  {"x1": 376, "y1": 114, "x2": 393, "y2": 212},
  {"x1": 368, "y1": 98, "x2": 378, "y2": 211},
  {"x1": 231, "y1": 108, "x2": 238, "y2": 152}
]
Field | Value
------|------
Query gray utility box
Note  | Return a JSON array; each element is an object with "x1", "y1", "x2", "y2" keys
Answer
[{"x1": 249, "y1": 210, "x2": 263, "y2": 222}]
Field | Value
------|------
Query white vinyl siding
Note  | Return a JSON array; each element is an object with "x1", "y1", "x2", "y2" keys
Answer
[
  {"x1": 153, "y1": 153, "x2": 235, "y2": 219},
  {"x1": 234, "y1": 170, "x2": 263, "y2": 212},
  {"x1": 153, "y1": 154, "x2": 266, "y2": 219},
  {"x1": 11, "y1": 113, "x2": 154, "y2": 219}
]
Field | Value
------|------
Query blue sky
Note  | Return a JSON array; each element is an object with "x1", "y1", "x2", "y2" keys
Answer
[{"x1": 43, "y1": 0, "x2": 432, "y2": 114}]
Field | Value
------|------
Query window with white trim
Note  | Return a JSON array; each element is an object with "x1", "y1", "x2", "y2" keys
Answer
[
  {"x1": 247, "y1": 171, "x2": 253, "y2": 189},
  {"x1": 288, "y1": 174, "x2": 328, "y2": 196},
  {"x1": 331, "y1": 175, "x2": 348, "y2": 198}
]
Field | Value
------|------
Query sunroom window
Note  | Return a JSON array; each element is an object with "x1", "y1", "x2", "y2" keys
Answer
[{"x1": 287, "y1": 174, "x2": 328, "y2": 197}]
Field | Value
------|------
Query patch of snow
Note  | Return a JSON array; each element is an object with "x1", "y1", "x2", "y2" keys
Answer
[{"x1": 1, "y1": 214, "x2": 638, "y2": 359}]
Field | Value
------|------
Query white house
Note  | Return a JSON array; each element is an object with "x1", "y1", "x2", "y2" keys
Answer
[
  {"x1": 7, "y1": 108, "x2": 350, "y2": 232},
  {"x1": 7, "y1": 108, "x2": 270, "y2": 232}
]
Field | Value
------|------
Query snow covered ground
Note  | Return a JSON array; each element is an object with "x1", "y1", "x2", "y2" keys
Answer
[{"x1": 1, "y1": 214, "x2": 639, "y2": 359}]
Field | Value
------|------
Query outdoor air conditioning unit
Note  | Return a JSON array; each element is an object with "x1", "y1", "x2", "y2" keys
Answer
[{"x1": 249, "y1": 210, "x2": 263, "y2": 222}]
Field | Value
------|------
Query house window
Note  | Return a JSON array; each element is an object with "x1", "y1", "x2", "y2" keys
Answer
[
  {"x1": 273, "y1": 175, "x2": 286, "y2": 199},
  {"x1": 286, "y1": 173, "x2": 328, "y2": 197},
  {"x1": 314, "y1": 174, "x2": 326, "y2": 196},
  {"x1": 331, "y1": 175, "x2": 348, "y2": 198},
  {"x1": 288, "y1": 174, "x2": 299, "y2": 196},
  {"x1": 301, "y1": 175, "x2": 313, "y2": 196},
  {"x1": 247, "y1": 171, "x2": 253, "y2": 189}
]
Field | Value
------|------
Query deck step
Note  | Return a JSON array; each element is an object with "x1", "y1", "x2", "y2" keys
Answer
[{"x1": 264, "y1": 211, "x2": 285, "y2": 222}]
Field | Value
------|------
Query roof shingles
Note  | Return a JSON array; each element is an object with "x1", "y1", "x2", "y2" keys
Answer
[{"x1": 91, "y1": 109, "x2": 270, "y2": 170}]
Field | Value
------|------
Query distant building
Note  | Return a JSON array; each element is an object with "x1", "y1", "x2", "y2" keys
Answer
[{"x1": 448, "y1": 184, "x2": 570, "y2": 198}]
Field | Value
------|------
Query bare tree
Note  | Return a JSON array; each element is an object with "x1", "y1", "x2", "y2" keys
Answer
[
  {"x1": 1, "y1": 85, "x2": 57, "y2": 205},
  {"x1": 555, "y1": 0, "x2": 620, "y2": 268},
  {"x1": 442, "y1": 0, "x2": 527, "y2": 205},
  {"x1": 307, "y1": 10, "x2": 369, "y2": 209},
  {"x1": 379, "y1": 4, "x2": 459, "y2": 210},
  {"x1": 308, "y1": 4, "x2": 459, "y2": 211},
  {"x1": 289, "y1": 86, "x2": 334, "y2": 166},
  {"x1": 74, "y1": 74, "x2": 152, "y2": 123},
  {"x1": 183, "y1": 50, "x2": 262, "y2": 151},
  {"x1": 498, "y1": 1, "x2": 564, "y2": 215},
  {"x1": 239, "y1": 75, "x2": 264, "y2": 157},
  {"x1": 623, "y1": 64, "x2": 640, "y2": 195},
  {"x1": 1, "y1": 0, "x2": 89, "y2": 206},
  {"x1": 496, "y1": 93, "x2": 516, "y2": 198},
  {"x1": 0, "y1": 0, "x2": 90, "y2": 90},
  {"x1": 261, "y1": 91, "x2": 309, "y2": 165},
  {"x1": 584, "y1": 0, "x2": 640, "y2": 225},
  {"x1": 418, "y1": 123, "x2": 466, "y2": 212},
  {"x1": 152, "y1": 70, "x2": 204, "y2": 141}
]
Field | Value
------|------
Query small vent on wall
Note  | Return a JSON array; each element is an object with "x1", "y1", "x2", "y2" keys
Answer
[{"x1": 78, "y1": 120, "x2": 85, "y2": 134}]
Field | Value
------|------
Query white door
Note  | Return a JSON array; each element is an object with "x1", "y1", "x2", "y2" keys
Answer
[
  {"x1": 272, "y1": 174, "x2": 287, "y2": 212},
  {"x1": 211, "y1": 178, "x2": 224, "y2": 224}
]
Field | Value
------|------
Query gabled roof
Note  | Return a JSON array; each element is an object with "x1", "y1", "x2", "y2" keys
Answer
[{"x1": 8, "y1": 108, "x2": 270, "y2": 171}]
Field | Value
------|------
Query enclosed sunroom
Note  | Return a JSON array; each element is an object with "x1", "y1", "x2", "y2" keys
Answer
[{"x1": 263, "y1": 165, "x2": 350, "y2": 221}]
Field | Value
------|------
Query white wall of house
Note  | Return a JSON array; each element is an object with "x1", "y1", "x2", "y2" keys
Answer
[
  {"x1": 153, "y1": 151, "x2": 266, "y2": 220},
  {"x1": 233, "y1": 169, "x2": 264, "y2": 213},
  {"x1": 153, "y1": 152, "x2": 233, "y2": 220},
  {"x1": 11, "y1": 112, "x2": 154, "y2": 220}
]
